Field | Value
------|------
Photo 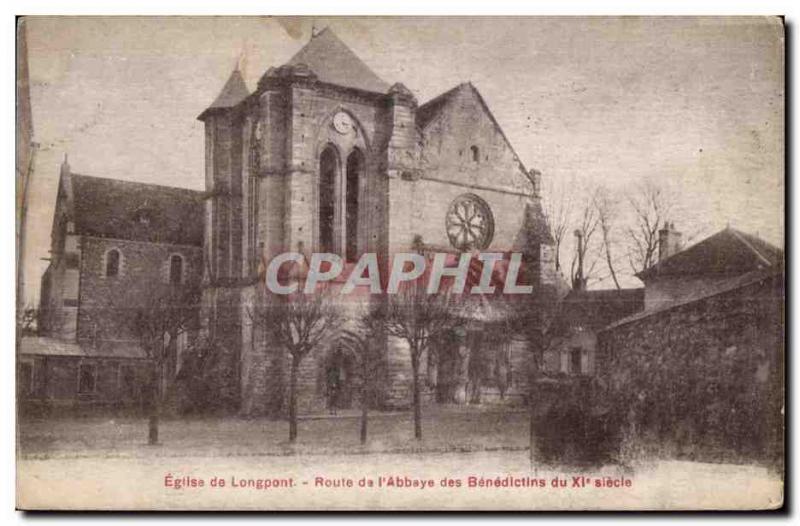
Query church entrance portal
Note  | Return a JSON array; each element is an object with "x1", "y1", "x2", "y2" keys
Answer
[{"x1": 324, "y1": 347, "x2": 354, "y2": 413}]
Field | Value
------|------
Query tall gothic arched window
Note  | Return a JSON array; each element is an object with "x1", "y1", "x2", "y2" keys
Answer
[
  {"x1": 345, "y1": 149, "x2": 363, "y2": 262},
  {"x1": 319, "y1": 146, "x2": 338, "y2": 254}
]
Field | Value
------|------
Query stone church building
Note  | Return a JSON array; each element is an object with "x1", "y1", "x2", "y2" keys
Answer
[
  {"x1": 29, "y1": 159, "x2": 204, "y2": 413},
  {"x1": 196, "y1": 28, "x2": 556, "y2": 415}
]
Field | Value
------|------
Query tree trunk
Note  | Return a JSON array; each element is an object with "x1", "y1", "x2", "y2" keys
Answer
[
  {"x1": 529, "y1": 401, "x2": 537, "y2": 471},
  {"x1": 528, "y1": 338, "x2": 543, "y2": 470},
  {"x1": 360, "y1": 398, "x2": 368, "y2": 445},
  {"x1": 289, "y1": 358, "x2": 299, "y2": 443},
  {"x1": 411, "y1": 352, "x2": 422, "y2": 440},
  {"x1": 360, "y1": 359, "x2": 369, "y2": 444},
  {"x1": 603, "y1": 237, "x2": 621, "y2": 290},
  {"x1": 149, "y1": 413, "x2": 159, "y2": 445},
  {"x1": 148, "y1": 360, "x2": 161, "y2": 445},
  {"x1": 554, "y1": 238, "x2": 562, "y2": 272}
]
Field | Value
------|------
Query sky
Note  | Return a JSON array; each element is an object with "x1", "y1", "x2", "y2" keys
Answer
[{"x1": 20, "y1": 16, "x2": 784, "y2": 304}]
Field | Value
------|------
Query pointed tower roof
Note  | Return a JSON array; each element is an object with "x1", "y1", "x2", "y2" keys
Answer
[
  {"x1": 285, "y1": 27, "x2": 389, "y2": 93},
  {"x1": 198, "y1": 68, "x2": 250, "y2": 120}
]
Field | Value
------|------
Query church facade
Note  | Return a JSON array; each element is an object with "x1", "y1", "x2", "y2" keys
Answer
[{"x1": 198, "y1": 28, "x2": 557, "y2": 415}]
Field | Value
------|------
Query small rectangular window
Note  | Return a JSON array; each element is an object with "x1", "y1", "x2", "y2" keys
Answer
[
  {"x1": 570, "y1": 349, "x2": 582, "y2": 375},
  {"x1": 78, "y1": 363, "x2": 97, "y2": 394}
]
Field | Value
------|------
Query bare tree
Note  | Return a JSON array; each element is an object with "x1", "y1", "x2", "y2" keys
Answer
[
  {"x1": 570, "y1": 192, "x2": 601, "y2": 290},
  {"x1": 253, "y1": 288, "x2": 341, "y2": 443},
  {"x1": 338, "y1": 309, "x2": 383, "y2": 444},
  {"x1": 373, "y1": 284, "x2": 462, "y2": 440},
  {"x1": 542, "y1": 176, "x2": 575, "y2": 273},
  {"x1": 129, "y1": 285, "x2": 200, "y2": 445},
  {"x1": 625, "y1": 181, "x2": 675, "y2": 274},
  {"x1": 592, "y1": 188, "x2": 622, "y2": 290}
]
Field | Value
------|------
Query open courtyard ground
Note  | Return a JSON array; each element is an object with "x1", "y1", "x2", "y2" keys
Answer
[
  {"x1": 18, "y1": 405, "x2": 530, "y2": 459},
  {"x1": 17, "y1": 407, "x2": 783, "y2": 510}
]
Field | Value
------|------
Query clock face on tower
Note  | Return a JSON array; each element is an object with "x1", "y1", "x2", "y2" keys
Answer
[{"x1": 332, "y1": 111, "x2": 354, "y2": 134}]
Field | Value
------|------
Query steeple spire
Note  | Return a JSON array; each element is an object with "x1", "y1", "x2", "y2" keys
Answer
[{"x1": 198, "y1": 67, "x2": 250, "y2": 121}]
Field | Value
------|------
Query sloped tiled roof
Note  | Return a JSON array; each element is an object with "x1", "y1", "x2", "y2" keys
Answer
[
  {"x1": 604, "y1": 266, "x2": 783, "y2": 332},
  {"x1": 70, "y1": 174, "x2": 204, "y2": 246},
  {"x1": 199, "y1": 68, "x2": 250, "y2": 119},
  {"x1": 209, "y1": 68, "x2": 249, "y2": 110},
  {"x1": 637, "y1": 227, "x2": 783, "y2": 281},
  {"x1": 286, "y1": 28, "x2": 389, "y2": 93},
  {"x1": 551, "y1": 288, "x2": 645, "y2": 336},
  {"x1": 20, "y1": 336, "x2": 147, "y2": 359}
]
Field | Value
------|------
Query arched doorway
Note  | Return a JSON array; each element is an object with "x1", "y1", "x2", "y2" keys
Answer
[
  {"x1": 319, "y1": 146, "x2": 338, "y2": 254},
  {"x1": 324, "y1": 347, "x2": 355, "y2": 413},
  {"x1": 345, "y1": 149, "x2": 363, "y2": 262}
]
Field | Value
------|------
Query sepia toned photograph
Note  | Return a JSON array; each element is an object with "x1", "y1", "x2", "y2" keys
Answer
[{"x1": 15, "y1": 16, "x2": 784, "y2": 511}]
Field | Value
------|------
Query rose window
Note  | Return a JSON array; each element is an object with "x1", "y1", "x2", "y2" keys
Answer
[{"x1": 445, "y1": 194, "x2": 494, "y2": 251}]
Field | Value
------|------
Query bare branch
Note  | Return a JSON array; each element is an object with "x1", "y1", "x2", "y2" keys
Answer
[{"x1": 624, "y1": 181, "x2": 675, "y2": 274}]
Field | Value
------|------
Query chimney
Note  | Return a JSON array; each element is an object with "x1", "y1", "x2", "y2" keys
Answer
[
  {"x1": 573, "y1": 229, "x2": 586, "y2": 291},
  {"x1": 658, "y1": 222, "x2": 682, "y2": 261}
]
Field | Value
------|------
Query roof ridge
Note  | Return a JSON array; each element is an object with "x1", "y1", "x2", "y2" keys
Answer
[
  {"x1": 636, "y1": 228, "x2": 716, "y2": 277},
  {"x1": 285, "y1": 27, "x2": 389, "y2": 93},
  {"x1": 418, "y1": 83, "x2": 467, "y2": 113},
  {"x1": 465, "y1": 82, "x2": 528, "y2": 173},
  {"x1": 603, "y1": 265, "x2": 782, "y2": 332},
  {"x1": 728, "y1": 228, "x2": 775, "y2": 267},
  {"x1": 71, "y1": 173, "x2": 204, "y2": 195},
  {"x1": 637, "y1": 226, "x2": 781, "y2": 280},
  {"x1": 199, "y1": 68, "x2": 250, "y2": 120}
]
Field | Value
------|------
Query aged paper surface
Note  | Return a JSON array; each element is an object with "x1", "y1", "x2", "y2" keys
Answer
[{"x1": 16, "y1": 16, "x2": 784, "y2": 511}]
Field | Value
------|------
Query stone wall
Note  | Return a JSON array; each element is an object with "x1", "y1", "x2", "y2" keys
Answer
[
  {"x1": 389, "y1": 83, "x2": 537, "y2": 254},
  {"x1": 77, "y1": 236, "x2": 202, "y2": 344},
  {"x1": 597, "y1": 272, "x2": 784, "y2": 463}
]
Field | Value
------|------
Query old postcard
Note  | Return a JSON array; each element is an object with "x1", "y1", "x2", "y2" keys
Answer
[{"x1": 15, "y1": 16, "x2": 784, "y2": 511}]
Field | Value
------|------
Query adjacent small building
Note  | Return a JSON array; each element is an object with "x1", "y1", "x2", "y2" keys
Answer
[
  {"x1": 21, "y1": 160, "x2": 204, "y2": 413},
  {"x1": 544, "y1": 288, "x2": 644, "y2": 376},
  {"x1": 635, "y1": 224, "x2": 783, "y2": 313},
  {"x1": 597, "y1": 225, "x2": 784, "y2": 463}
]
